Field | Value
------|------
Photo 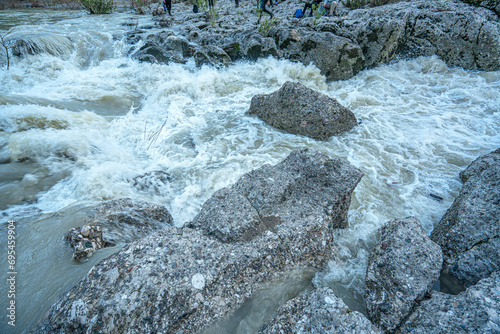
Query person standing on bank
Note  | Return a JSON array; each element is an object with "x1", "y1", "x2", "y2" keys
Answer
[
  {"x1": 303, "y1": 0, "x2": 322, "y2": 17},
  {"x1": 323, "y1": 0, "x2": 338, "y2": 15},
  {"x1": 256, "y1": 0, "x2": 273, "y2": 24},
  {"x1": 163, "y1": 0, "x2": 172, "y2": 15}
]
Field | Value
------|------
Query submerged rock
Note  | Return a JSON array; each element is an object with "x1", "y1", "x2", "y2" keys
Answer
[
  {"x1": 130, "y1": 170, "x2": 172, "y2": 193},
  {"x1": 248, "y1": 81, "x2": 357, "y2": 140},
  {"x1": 365, "y1": 217, "x2": 442, "y2": 332},
  {"x1": 431, "y1": 148, "x2": 500, "y2": 287},
  {"x1": 261, "y1": 287, "x2": 381, "y2": 333},
  {"x1": 399, "y1": 271, "x2": 500, "y2": 334},
  {"x1": 36, "y1": 149, "x2": 363, "y2": 333}
]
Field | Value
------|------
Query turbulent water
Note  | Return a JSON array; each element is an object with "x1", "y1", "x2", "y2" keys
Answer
[{"x1": 0, "y1": 8, "x2": 499, "y2": 333}]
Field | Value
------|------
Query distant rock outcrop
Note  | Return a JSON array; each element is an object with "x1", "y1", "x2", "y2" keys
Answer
[
  {"x1": 248, "y1": 81, "x2": 357, "y2": 140},
  {"x1": 365, "y1": 217, "x2": 443, "y2": 332},
  {"x1": 261, "y1": 287, "x2": 382, "y2": 334},
  {"x1": 36, "y1": 149, "x2": 363, "y2": 333},
  {"x1": 431, "y1": 148, "x2": 500, "y2": 287}
]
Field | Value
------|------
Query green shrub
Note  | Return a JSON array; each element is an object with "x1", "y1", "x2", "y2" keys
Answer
[{"x1": 79, "y1": 0, "x2": 114, "y2": 13}]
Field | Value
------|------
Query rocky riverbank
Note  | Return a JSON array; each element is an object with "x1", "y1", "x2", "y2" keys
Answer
[
  {"x1": 119, "y1": 0, "x2": 500, "y2": 81},
  {"x1": 35, "y1": 146, "x2": 500, "y2": 333},
  {"x1": 9, "y1": 0, "x2": 498, "y2": 332},
  {"x1": 10, "y1": 0, "x2": 500, "y2": 81}
]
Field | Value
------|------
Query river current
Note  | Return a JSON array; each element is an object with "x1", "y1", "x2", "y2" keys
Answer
[{"x1": 0, "y1": 8, "x2": 499, "y2": 333}]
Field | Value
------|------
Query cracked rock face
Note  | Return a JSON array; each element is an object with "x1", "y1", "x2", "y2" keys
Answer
[
  {"x1": 431, "y1": 148, "x2": 500, "y2": 287},
  {"x1": 248, "y1": 81, "x2": 357, "y2": 140},
  {"x1": 261, "y1": 287, "x2": 381, "y2": 334},
  {"x1": 364, "y1": 217, "x2": 443, "y2": 332},
  {"x1": 399, "y1": 271, "x2": 500, "y2": 334},
  {"x1": 35, "y1": 149, "x2": 363, "y2": 333}
]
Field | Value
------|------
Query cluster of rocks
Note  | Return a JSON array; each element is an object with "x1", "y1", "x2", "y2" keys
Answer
[
  {"x1": 8, "y1": 1, "x2": 500, "y2": 80},
  {"x1": 264, "y1": 146, "x2": 500, "y2": 333},
  {"x1": 120, "y1": 0, "x2": 500, "y2": 81},
  {"x1": 41, "y1": 146, "x2": 499, "y2": 333},
  {"x1": 65, "y1": 225, "x2": 106, "y2": 261},
  {"x1": 37, "y1": 149, "x2": 363, "y2": 333},
  {"x1": 62, "y1": 198, "x2": 174, "y2": 261}
]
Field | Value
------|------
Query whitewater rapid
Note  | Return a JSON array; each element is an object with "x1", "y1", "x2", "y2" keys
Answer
[{"x1": 0, "y1": 9, "x2": 499, "y2": 333}]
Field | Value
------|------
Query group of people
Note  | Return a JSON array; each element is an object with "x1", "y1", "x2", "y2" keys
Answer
[
  {"x1": 302, "y1": 0, "x2": 337, "y2": 17},
  {"x1": 160, "y1": 0, "x2": 338, "y2": 22}
]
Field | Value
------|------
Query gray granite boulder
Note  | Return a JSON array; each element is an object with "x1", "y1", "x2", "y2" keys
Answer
[
  {"x1": 36, "y1": 149, "x2": 363, "y2": 333},
  {"x1": 365, "y1": 217, "x2": 443, "y2": 332},
  {"x1": 331, "y1": 0, "x2": 500, "y2": 71},
  {"x1": 270, "y1": 28, "x2": 365, "y2": 81},
  {"x1": 481, "y1": 0, "x2": 500, "y2": 17},
  {"x1": 190, "y1": 149, "x2": 363, "y2": 242},
  {"x1": 431, "y1": 149, "x2": 500, "y2": 287},
  {"x1": 233, "y1": 30, "x2": 279, "y2": 61},
  {"x1": 193, "y1": 45, "x2": 232, "y2": 68},
  {"x1": 261, "y1": 287, "x2": 381, "y2": 334},
  {"x1": 248, "y1": 81, "x2": 357, "y2": 140},
  {"x1": 131, "y1": 32, "x2": 194, "y2": 64},
  {"x1": 399, "y1": 271, "x2": 500, "y2": 334},
  {"x1": 336, "y1": 7, "x2": 407, "y2": 69},
  {"x1": 187, "y1": 187, "x2": 266, "y2": 243}
]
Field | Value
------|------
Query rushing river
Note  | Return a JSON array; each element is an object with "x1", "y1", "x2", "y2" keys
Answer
[{"x1": 0, "y1": 8, "x2": 499, "y2": 333}]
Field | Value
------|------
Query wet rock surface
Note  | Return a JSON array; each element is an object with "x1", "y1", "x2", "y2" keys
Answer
[
  {"x1": 248, "y1": 81, "x2": 357, "y2": 140},
  {"x1": 364, "y1": 217, "x2": 443, "y2": 332},
  {"x1": 399, "y1": 271, "x2": 500, "y2": 334},
  {"x1": 431, "y1": 148, "x2": 500, "y2": 287},
  {"x1": 121, "y1": 0, "x2": 500, "y2": 80},
  {"x1": 36, "y1": 149, "x2": 363, "y2": 333},
  {"x1": 261, "y1": 287, "x2": 381, "y2": 333},
  {"x1": 77, "y1": 198, "x2": 174, "y2": 245},
  {"x1": 65, "y1": 225, "x2": 106, "y2": 261}
]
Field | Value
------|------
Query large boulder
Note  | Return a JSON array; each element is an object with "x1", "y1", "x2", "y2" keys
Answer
[
  {"x1": 131, "y1": 32, "x2": 194, "y2": 65},
  {"x1": 261, "y1": 287, "x2": 382, "y2": 334},
  {"x1": 431, "y1": 149, "x2": 500, "y2": 287},
  {"x1": 189, "y1": 149, "x2": 364, "y2": 241},
  {"x1": 193, "y1": 45, "x2": 232, "y2": 68},
  {"x1": 336, "y1": 8, "x2": 407, "y2": 69},
  {"x1": 365, "y1": 217, "x2": 443, "y2": 332},
  {"x1": 232, "y1": 30, "x2": 280, "y2": 61},
  {"x1": 481, "y1": 0, "x2": 500, "y2": 16},
  {"x1": 331, "y1": 0, "x2": 500, "y2": 71},
  {"x1": 248, "y1": 81, "x2": 357, "y2": 140},
  {"x1": 36, "y1": 149, "x2": 363, "y2": 333},
  {"x1": 399, "y1": 271, "x2": 500, "y2": 334},
  {"x1": 271, "y1": 28, "x2": 365, "y2": 81},
  {"x1": 402, "y1": 4, "x2": 500, "y2": 71}
]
